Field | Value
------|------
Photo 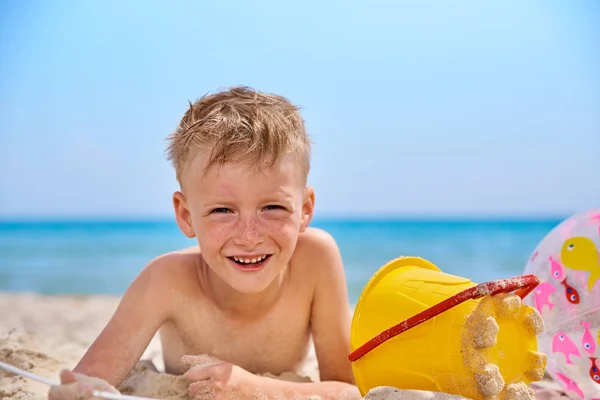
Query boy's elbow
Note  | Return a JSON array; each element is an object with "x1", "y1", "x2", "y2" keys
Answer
[{"x1": 320, "y1": 366, "x2": 356, "y2": 386}]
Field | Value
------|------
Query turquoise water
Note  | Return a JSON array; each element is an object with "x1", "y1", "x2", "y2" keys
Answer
[{"x1": 0, "y1": 218, "x2": 563, "y2": 305}]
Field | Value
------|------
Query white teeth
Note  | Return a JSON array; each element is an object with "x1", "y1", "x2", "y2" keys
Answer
[{"x1": 232, "y1": 255, "x2": 267, "y2": 264}]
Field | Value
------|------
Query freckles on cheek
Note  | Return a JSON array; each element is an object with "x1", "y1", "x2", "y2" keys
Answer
[
  {"x1": 211, "y1": 226, "x2": 231, "y2": 240},
  {"x1": 266, "y1": 220, "x2": 295, "y2": 239},
  {"x1": 202, "y1": 222, "x2": 232, "y2": 244}
]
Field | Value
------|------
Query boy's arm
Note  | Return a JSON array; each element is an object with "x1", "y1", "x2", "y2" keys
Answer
[
  {"x1": 260, "y1": 229, "x2": 359, "y2": 399},
  {"x1": 308, "y1": 229, "x2": 355, "y2": 384},
  {"x1": 72, "y1": 257, "x2": 173, "y2": 387}
]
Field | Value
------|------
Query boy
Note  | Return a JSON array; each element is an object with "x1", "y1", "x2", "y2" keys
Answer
[{"x1": 48, "y1": 86, "x2": 361, "y2": 400}]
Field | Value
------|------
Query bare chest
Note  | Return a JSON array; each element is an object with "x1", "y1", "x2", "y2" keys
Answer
[{"x1": 159, "y1": 301, "x2": 312, "y2": 376}]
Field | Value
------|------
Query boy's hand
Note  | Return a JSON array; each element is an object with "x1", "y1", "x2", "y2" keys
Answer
[
  {"x1": 182, "y1": 354, "x2": 260, "y2": 400},
  {"x1": 48, "y1": 369, "x2": 120, "y2": 400}
]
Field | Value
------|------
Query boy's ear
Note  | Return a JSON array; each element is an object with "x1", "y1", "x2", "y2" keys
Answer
[
  {"x1": 300, "y1": 186, "x2": 315, "y2": 232},
  {"x1": 173, "y1": 191, "x2": 196, "y2": 238}
]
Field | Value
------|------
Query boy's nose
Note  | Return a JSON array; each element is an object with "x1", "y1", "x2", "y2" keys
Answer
[{"x1": 233, "y1": 218, "x2": 265, "y2": 248}]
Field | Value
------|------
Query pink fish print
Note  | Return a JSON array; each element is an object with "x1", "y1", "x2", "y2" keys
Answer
[
  {"x1": 582, "y1": 321, "x2": 596, "y2": 356},
  {"x1": 555, "y1": 371, "x2": 585, "y2": 399},
  {"x1": 549, "y1": 255, "x2": 564, "y2": 280},
  {"x1": 534, "y1": 282, "x2": 556, "y2": 313},
  {"x1": 553, "y1": 331, "x2": 582, "y2": 365}
]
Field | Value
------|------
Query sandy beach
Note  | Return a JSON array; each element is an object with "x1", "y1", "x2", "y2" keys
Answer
[{"x1": 0, "y1": 292, "x2": 568, "y2": 400}]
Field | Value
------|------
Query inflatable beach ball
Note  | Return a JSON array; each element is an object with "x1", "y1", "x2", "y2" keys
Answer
[{"x1": 522, "y1": 208, "x2": 600, "y2": 400}]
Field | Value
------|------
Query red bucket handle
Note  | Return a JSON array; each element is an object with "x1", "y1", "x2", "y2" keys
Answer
[{"x1": 347, "y1": 274, "x2": 540, "y2": 362}]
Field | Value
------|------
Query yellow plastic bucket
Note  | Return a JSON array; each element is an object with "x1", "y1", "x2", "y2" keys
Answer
[{"x1": 348, "y1": 256, "x2": 547, "y2": 400}]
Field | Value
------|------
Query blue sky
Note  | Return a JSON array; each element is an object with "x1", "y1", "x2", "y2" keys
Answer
[{"x1": 1, "y1": 0, "x2": 598, "y2": 219}]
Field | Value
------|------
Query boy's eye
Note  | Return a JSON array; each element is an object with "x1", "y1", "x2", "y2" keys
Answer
[
  {"x1": 211, "y1": 208, "x2": 231, "y2": 214},
  {"x1": 263, "y1": 205, "x2": 285, "y2": 211}
]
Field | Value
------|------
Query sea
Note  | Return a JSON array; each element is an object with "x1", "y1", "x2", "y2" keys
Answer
[{"x1": 0, "y1": 217, "x2": 564, "y2": 306}]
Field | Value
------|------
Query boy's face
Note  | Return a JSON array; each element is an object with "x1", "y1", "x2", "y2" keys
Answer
[{"x1": 173, "y1": 152, "x2": 314, "y2": 295}]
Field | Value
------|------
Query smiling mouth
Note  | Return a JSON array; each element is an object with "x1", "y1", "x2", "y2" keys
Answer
[{"x1": 228, "y1": 254, "x2": 272, "y2": 269}]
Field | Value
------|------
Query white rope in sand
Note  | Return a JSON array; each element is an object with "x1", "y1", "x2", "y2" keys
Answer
[{"x1": 0, "y1": 361, "x2": 160, "y2": 400}]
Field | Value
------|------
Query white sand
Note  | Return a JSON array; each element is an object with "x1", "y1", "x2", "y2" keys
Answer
[{"x1": 0, "y1": 293, "x2": 568, "y2": 400}]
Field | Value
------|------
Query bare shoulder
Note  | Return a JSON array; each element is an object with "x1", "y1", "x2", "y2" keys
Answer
[
  {"x1": 293, "y1": 227, "x2": 344, "y2": 277},
  {"x1": 296, "y1": 226, "x2": 338, "y2": 248},
  {"x1": 139, "y1": 246, "x2": 201, "y2": 296}
]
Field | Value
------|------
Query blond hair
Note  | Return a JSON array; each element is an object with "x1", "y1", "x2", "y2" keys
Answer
[{"x1": 166, "y1": 86, "x2": 311, "y2": 186}]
